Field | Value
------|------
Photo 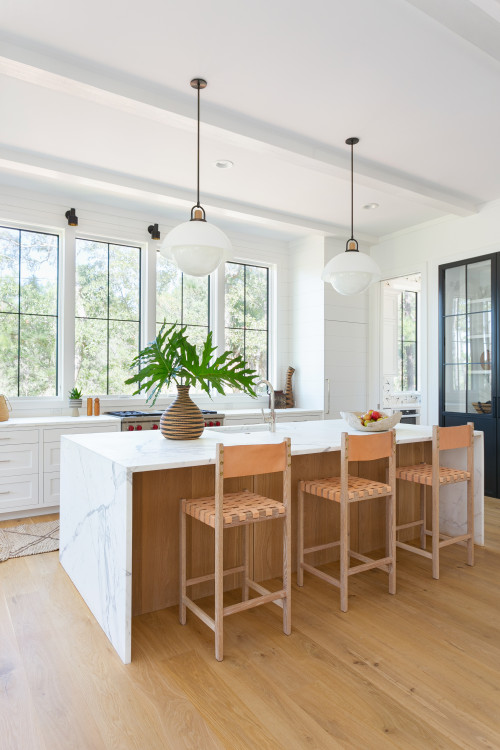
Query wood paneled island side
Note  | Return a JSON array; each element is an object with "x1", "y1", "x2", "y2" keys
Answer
[{"x1": 59, "y1": 421, "x2": 484, "y2": 663}]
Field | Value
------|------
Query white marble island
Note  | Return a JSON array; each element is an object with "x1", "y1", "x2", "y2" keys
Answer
[{"x1": 59, "y1": 420, "x2": 484, "y2": 663}]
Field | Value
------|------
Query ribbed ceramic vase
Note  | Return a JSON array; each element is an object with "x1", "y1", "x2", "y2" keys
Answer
[{"x1": 160, "y1": 385, "x2": 205, "y2": 440}]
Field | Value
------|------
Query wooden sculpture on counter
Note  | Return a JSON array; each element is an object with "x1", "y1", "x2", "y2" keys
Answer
[{"x1": 285, "y1": 366, "x2": 295, "y2": 408}]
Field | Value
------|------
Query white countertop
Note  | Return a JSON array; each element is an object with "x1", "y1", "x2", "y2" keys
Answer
[
  {"x1": 224, "y1": 407, "x2": 322, "y2": 417},
  {"x1": 62, "y1": 419, "x2": 454, "y2": 473},
  {"x1": 0, "y1": 415, "x2": 118, "y2": 429}
]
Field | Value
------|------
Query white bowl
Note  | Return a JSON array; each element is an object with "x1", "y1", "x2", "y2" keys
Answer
[{"x1": 340, "y1": 411, "x2": 402, "y2": 432}]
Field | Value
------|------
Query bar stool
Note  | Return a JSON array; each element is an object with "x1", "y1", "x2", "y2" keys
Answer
[
  {"x1": 179, "y1": 438, "x2": 291, "y2": 661},
  {"x1": 395, "y1": 423, "x2": 474, "y2": 579},
  {"x1": 297, "y1": 430, "x2": 396, "y2": 612}
]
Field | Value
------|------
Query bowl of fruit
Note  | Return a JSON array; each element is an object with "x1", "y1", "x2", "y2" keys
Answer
[{"x1": 340, "y1": 409, "x2": 402, "y2": 432}]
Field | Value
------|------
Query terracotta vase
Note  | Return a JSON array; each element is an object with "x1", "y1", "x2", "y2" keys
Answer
[{"x1": 160, "y1": 385, "x2": 204, "y2": 440}]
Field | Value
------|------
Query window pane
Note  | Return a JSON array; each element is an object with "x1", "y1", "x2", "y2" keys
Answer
[
  {"x1": 225, "y1": 263, "x2": 245, "y2": 329},
  {"x1": 108, "y1": 244, "x2": 140, "y2": 321},
  {"x1": 245, "y1": 265, "x2": 268, "y2": 330},
  {"x1": 467, "y1": 259, "x2": 491, "y2": 314},
  {"x1": 183, "y1": 325, "x2": 209, "y2": 350},
  {"x1": 444, "y1": 365, "x2": 466, "y2": 412},
  {"x1": 444, "y1": 265, "x2": 466, "y2": 315},
  {"x1": 467, "y1": 365, "x2": 491, "y2": 414},
  {"x1": 468, "y1": 311, "x2": 491, "y2": 366},
  {"x1": 226, "y1": 328, "x2": 244, "y2": 360},
  {"x1": 75, "y1": 318, "x2": 108, "y2": 394},
  {"x1": 156, "y1": 256, "x2": 182, "y2": 324},
  {"x1": 245, "y1": 330, "x2": 268, "y2": 380},
  {"x1": 445, "y1": 315, "x2": 466, "y2": 364},
  {"x1": 19, "y1": 315, "x2": 57, "y2": 397},
  {"x1": 20, "y1": 231, "x2": 58, "y2": 316},
  {"x1": 402, "y1": 291, "x2": 416, "y2": 341},
  {"x1": 109, "y1": 321, "x2": 140, "y2": 394},
  {"x1": 0, "y1": 314, "x2": 18, "y2": 394},
  {"x1": 75, "y1": 240, "x2": 108, "y2": 318},
  {"x1": 402, "y1": 342, "x2": 416, "y2": 391},
  {"x1": 183, "y1": 275, "x2": 209, "y2": 327},
  {"x1": 0, "y1": 228, "x2": 19, "y2": 313}
]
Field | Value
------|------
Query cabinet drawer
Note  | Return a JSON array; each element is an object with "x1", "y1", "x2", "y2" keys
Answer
[
  {"x1": 44, "y1": 442, "x2": 60, "y2": 472},
  {"x1": 0, "y1": 474, "x2": 39, "y2": 510},
  {"x1": 0, "y1": 428, "x2": 39, "y2": 445},
  {"x1": 43, "y1": 424, "x2": 118, "y2": 443},
  {"x1": 43, "y1": 472, "x2": 60, "y2": 506},
  {"x1": 0, "y1": 444, "x2": 38, "y2": 478}
]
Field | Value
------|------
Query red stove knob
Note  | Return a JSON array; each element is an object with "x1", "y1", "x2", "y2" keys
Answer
[
  {"x1": 128, "y1": 425, "x2": 134, "y2": 431},
  {"x1": 209, "y1": 421, "x2": 214, "y2": 426},
  {"x1": 215, "y1": 421, "x2": 221, "y2": 426},
  {"x1": 152, "y1": 424, "x2": 159, "y2": 430},
  {"x1": 137, "y1": 425, "x2": 142, "y2": 430}
]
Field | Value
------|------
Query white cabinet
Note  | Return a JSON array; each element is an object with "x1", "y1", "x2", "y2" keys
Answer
[{"x1": 0, "y1": 419, "x2": 119, "y2": 519}]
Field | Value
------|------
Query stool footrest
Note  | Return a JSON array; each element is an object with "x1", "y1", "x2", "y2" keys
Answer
[
  {"x1": 304, "y1": 540, "x2": 340, "y2": 555},
  {"x1": 348, "y1": 555, "x2": 392, "y2": 575},
  {"x1": 223, "y1": 588, "x2": 285, "y2": 617},
  {"x1": 439, "y1": 533, "x2": 471, "y2": 548},
  {"x1": 396, "y1": 520, "x2": 424, "y2": 532},
  {"x1": 247, "y1": 579, "x2": 284, "y2": 609},
  {"x1": 186, "y1": 565, "x2": 245, "y2": 587},
  {"x1": 396, "y1": 540, "x2": 432, "y2": 558},
  {"x1": 182, "y1": 596, "x2": 215, "y2": 632},
  {"x1": 301, "y1": 562, "x2": 340, "y2": 588}
]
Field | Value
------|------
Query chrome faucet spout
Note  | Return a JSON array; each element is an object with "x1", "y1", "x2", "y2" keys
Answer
[{"x1": 256, "y1": 379, "x2": 276, "y2": 432}]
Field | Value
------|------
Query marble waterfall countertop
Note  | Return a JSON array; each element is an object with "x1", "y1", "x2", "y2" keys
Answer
[
  {"x1": 0, "y1": 415, "x2": 119, "y2": 429},
  {"x1": 60, "y1": 420, "x2": 463, "y2": 473},
  {"x1": 60, "y1": 419, "x2": 484, "y2": 664}
]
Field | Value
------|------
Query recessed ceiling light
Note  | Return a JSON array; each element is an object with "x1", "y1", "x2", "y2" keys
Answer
[
  {"x1": 214, "y1": 160, "x2": 234, "y2": 169},
  {"x1": 363, "y1": 202, "x2": 379, "y2": 210}
]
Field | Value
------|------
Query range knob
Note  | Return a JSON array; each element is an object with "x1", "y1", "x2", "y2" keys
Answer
[
  {"x1": 208, "y1": 421, "x2": 214, "y2": 426},
  {"x1": 215, "y1": 421, "x2": 221, "y2": 426},
  {"x1": 127, "y1": 425, "x2": 134, "y2": 431},
  {"x1": 152, "y1": 424, "x2": 159, "y2": 430},
  {"x1": 136, "y1": 425, "x2": 142, "y2": 430}
]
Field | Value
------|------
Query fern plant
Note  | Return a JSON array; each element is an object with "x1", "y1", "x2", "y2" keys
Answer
[{"x1": 125, "y1": 323, "x2": 258, "y2": 406}]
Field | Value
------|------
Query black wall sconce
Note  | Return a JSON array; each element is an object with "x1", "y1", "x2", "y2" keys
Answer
[
  {"x1": 148, "y1": 223, "x2": 161, "y2": 240},
  {"x1": 65, "y1": 208, "x2": 78, "y2": 226}
]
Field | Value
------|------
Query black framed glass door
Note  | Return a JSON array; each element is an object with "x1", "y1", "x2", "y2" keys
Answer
[{"x1": 439, "y1": 254, "x2": 497, "y2": 496}]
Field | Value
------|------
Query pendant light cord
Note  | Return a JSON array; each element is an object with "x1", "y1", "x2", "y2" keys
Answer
[
  {"x1": 350, "y1": 140, "x2": 354, "y2": 241},
  {"x1": 196, "y1": 83, "x2": 200, "y2": 209}
]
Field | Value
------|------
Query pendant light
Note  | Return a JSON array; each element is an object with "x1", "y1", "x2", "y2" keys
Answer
[
  {"x1": 160, "y1": 79, "x2": 232, "y2": 277},
  {"x1": 321, "y1": 137, "x2": 380, "y2": 295}
]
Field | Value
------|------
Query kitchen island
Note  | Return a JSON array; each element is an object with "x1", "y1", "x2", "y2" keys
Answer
[{"x1": 59, "y1": 420, "x2": 484, "y2": 663}]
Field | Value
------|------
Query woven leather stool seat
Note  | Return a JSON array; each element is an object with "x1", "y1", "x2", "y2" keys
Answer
[
  {"x1": 299, "y1": 475, "x2": 392, "y2": 503},
  {"x1": 396, "y1": 464, "x2": 470, "y2": 486},
  {"x1": 184, "y1": 491, "x2": 285, "y2": 528}
]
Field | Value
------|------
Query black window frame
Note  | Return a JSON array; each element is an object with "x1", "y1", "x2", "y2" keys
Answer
[
  {"x1": 398, "y1": 289, "x2": 418, "y2": 392},
  {"x1": 75, "y1": 237, "x2": 142, "y2": 395},
  {"x1": 0, "y1": 225, "x2": 60, "y2": 397},
  {"x1": 155, "y1": 259, "x2": 211, "y2": 336},
  {"x1": 225, "y1": 260, "x2": 269, "y2": 380}
]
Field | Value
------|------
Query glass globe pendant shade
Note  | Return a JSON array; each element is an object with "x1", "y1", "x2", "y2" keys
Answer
[
  {"x1": 321, "y1": 246, "x2": 380, "y2": 295},
  {"x1": 160, "y1": 217, "x2": 232, "y2": 277}
]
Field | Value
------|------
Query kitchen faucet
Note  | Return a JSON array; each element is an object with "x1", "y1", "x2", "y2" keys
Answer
[{"x1": 256, "y1": 379, "x2": 276, "y2": 432}]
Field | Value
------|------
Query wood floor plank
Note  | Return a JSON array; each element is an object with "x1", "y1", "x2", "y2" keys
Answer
[{"x1": 1, "y1": 503, "x2": 500, "y2": 748}]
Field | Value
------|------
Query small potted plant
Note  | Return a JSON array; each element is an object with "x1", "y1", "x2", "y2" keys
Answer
[
  {"x1": 126, "y1": 323, "x2": 258, "y2": 440},
  {"x1": 68, "y1": 387, "x2": 83, "y2": 417}
]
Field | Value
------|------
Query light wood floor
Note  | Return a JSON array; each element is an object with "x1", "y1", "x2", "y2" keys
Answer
[{"x1": 1, "y1": 503, "x2": 500, "y2": 749}]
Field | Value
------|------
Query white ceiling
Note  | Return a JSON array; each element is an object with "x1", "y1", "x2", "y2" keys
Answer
[{"x1": 1, "y1": 0, "x2": 500, "y2": 242}]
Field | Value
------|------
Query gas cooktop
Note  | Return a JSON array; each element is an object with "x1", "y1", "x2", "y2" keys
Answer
[{"x1": 106, "y1": 410, "x2": 221, "y2": 417}]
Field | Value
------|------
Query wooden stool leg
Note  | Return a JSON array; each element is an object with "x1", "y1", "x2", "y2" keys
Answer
[
  {"x1": 467, "y1": 475, "x2": 474, "y2": 567},
  {"x1": 340, "y1": 498, "x2": 349, "y2": 612},
  {"x1": 215, "y1": 523, "x2": 224, "y2": 661},
  {"x1": 432, "y1": 485, "x2": 440, "y2": 580},
  {"x1": 420, "y1": 485, "x2": 426, "y2": 550},
  {"x1": 283, "y1": 511, "x2": 292, "y2": 635},
  {"x1": 179, "y1": 500, "x2": 186, "y2": 625},
  {"x1": 297, "y1": 486, "x2": 304, "y2": 587},
  {"x1": 387, "y1": 491, "x2": 396, "y2": 595},
  {"x1": 243, "y1": 525, "x2": 250, "y2": 601}
]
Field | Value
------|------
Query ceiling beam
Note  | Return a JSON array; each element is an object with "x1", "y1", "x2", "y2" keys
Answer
[{"x1": 0, "y1": 40, "x2": 478, "y2": 218}]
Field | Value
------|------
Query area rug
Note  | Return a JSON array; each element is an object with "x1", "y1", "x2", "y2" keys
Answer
[{"x1": 0, "y1": 520, "x2": 59, "y2": 562}]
